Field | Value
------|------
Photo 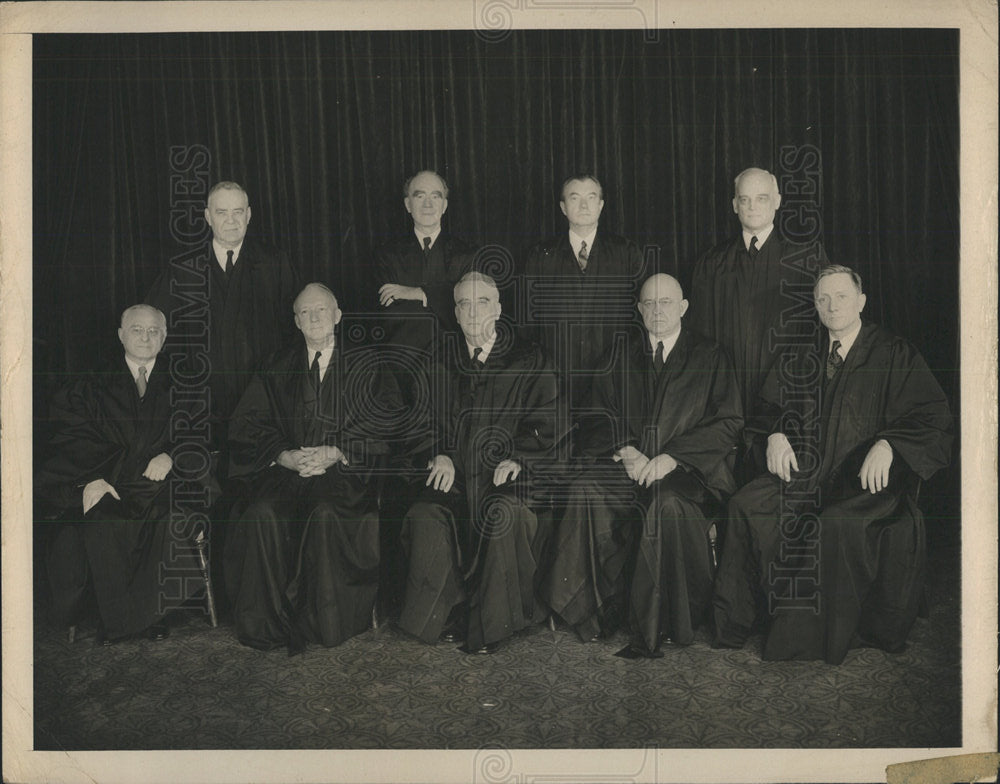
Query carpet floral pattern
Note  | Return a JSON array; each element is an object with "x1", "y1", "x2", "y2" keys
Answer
[{"x1": 34, "y1": 542, "x2": 960, "y2": 750}]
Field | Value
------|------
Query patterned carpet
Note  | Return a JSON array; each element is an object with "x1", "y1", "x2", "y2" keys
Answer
[{"x1": 33, "y1": 532, "x2": 960, "y2": 751}]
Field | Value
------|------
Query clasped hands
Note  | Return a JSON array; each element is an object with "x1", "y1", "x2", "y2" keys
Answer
[
  {"x1": 613, "y1": 445, "x2": 677, "y2": 487},
  {"x1": 378, "y1": 283, "x2": 426, "y2": 308},
  {"x1": 767, "y1": 433, "x2": 893, "y2": 493},
  {"x1": 277, "y1": 445, "x2": 348, "y2": 477},
  {"x1": 424, "y1": 455, "x2": 523, "y2": 493},
  {"x1": 82, "y1": 452, "x2": 173, "y2": 513}
]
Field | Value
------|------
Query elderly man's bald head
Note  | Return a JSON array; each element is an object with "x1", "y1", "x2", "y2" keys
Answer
[{"x1": 637, "y1": 274, "x2": 688, "y2": 339}]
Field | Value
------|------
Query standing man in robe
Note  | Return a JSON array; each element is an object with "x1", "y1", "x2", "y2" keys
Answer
[
  {"x1": 375, "y1": 169, "x2": 477, "y2": 348},
  {"x1": 398, "y1": 272, "x2": 558, "y2": 655},
  {"x1": 146, "y1": 180, "x2": 299, "y2": 610},
  {"x1": 522, "y1": 174, "x2": 645, "y2": 424},
  {"x1": 147, "y1": 180, "x2": 299, "y2": 450},
  {"x1": 689, "y1": 167, "x2": 827, "y2": 480},
  {"x1": 712, "y1": 265, "x2": 953, "y2": 664},
  {"x1": 37, "y1": 304, "x2": 202, "y2": 643},
  {"x1": 373, "y1": 170, "x2": 478, "y2": 614},
  {"x1": 542, "y1": 274, "x2": 742, "y2": 657},
  {"x1": 223, "y1": 283, "x2": 404, "y2": 652}
]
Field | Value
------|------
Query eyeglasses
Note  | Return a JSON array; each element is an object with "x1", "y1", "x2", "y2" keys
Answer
[
  {"x1": 128, "y1": 326, "x2": 164, "y2": 338},
  {"x1": 639, "y1": 299, "x2": 675, "y2": 310}
]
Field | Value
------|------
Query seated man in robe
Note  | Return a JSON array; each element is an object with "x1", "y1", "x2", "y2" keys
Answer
[
  {"x1": 224, "y1": 283, "x2": 404, "y2": 653},
  {"x1": 397, "y1": 271, "x2": 558, "y2": 655},
  {"x1": 712, "y1": 265, "x2": 954, "y2": 664},
  {"x1": 542, "y1": 274, "x2": 742, "y2": 657},
  {"x1": 37, "y1": 304, "x2": 203, "y2": 644}
]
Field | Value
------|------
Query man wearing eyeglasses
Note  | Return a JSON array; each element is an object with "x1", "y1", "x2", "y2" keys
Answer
[
  {"x1": 542, "y1": 274, "x2": 742, "y2": 658},
  {"x1": 36, "y1": 304, "x2": 202, "y2": 645}
]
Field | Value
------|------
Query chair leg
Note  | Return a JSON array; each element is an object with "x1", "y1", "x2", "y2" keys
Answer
[
  {"x1": 67, "y1": 625, "x2": 76, "y2": 644},
  {"x1": 548, "y1": 615, "x2": 556, "y2": 632},
  {"x1": 708, "y1": 523, "x2": 720, "y2": 570},
  {"x1": 371, "y1": 588, "x2": 380, "y2": 630},
  {"x1": 195, "y1": 533, "x2": 218, "y2": 628}
]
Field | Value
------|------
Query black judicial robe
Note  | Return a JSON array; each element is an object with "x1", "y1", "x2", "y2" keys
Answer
[
  {"x1": 36, "y1": 357, "x2": 202, "y2": 639},
  {"x1": 712, "y1": 322, "x2": 953, "y2": 664},
  {"x1": 374, "y1": 232, "x2": 477, "y2": 348},
  {"x1": 146, "y1": 238, "x2": 299, "y2": 447},
  {"x1": 397, "y1": 332, "x2": 558, "y2": 650},
  {"x1": 224, "y1": 342, "x2": 404, "y2": 652},
  {"x1": 522, "y1": 229, "x2": 644, "y2": 412},
  {"x1": 688, "y1": 233, "x2": 827, "y2": 476},
  {"x1": 542, "y1": 328, "x2": 742, "y2": 649}
]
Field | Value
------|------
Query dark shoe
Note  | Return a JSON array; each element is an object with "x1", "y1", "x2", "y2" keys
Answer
[
  {"x1": 95, "y1": 624, "x2": 113, "y2": 647},
  {"x1": 614, "y1": 642, "x2": 663, "y2": 659},
  {"x1": 462, "y1": 642, "x2": 498, "y2": 655},
  {"x1": 146, "y1": 622, "x2": 169, "y2": 641},
  {"x1": 438, "y1": 629, "x2": 464, "y2": 644}
]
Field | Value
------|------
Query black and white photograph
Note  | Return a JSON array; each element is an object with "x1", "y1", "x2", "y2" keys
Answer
[{"x1": 1, "y1": 1, "x2": 996, "y2": 782}]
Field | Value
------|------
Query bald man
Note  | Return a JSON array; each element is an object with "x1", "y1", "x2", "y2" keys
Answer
[
  {"x1": 37, "y1": 304, "x2": 203, "y2": 643},
  {"x1": 224, "y1": 283, "x2": 404, "y2": 653},
  {"x1": 542, "y1": 274, "x2": 742, "y2": 657},
  {"x1": 689, "y1": 167, "x2": 827, "y2": 481}
]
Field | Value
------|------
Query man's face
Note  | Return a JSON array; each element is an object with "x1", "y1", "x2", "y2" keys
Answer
[
  {"x1": 404, "y1": 172, "x2": 448, "y2": 233},
  {"x1": 205, "y1": 188, "x2": 251, "y2": 248},
  {"x1": 637, "y1": 276, "x2": 688, "y2": 338},
  {"x1": 814, "y1": 273, "x2": 866, "y2": 337},
  {"x1": 560, "y1": 178, "x2": 604, "y2": 234},
  {"x1": 732, "y1": 172, "x2": 780, "y2": 234},
  {"x1": 118, "y1": 307, "x2": 166, "y2": 364},
  {"x1": 294, "y1": 286, "x2": 342, "y2": 348},
  {"x1": 454, "y1": 279, "x2": 501, "y2": 346}
]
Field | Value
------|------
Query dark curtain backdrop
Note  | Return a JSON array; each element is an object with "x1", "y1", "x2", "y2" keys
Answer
[{"x1": 32, "y1": 29, "x2": 959, "y2": 440}]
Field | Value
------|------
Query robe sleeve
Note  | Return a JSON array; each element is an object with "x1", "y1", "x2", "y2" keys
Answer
[
  {"x1": 874, "y1": 340, "x2": 953, "y2": 480},
  {"x1": 660, "y1": 347, "x2": 743, "y2": 482},
  {"x1": 36, "y1": 376, "x2": 124, "y2": 512},
  {"x1": 508, "y1": 348, "x2": 559, "y2": 469},
  {"x1": 227, "y1": 373, "x2": 297, "y2": 478}
]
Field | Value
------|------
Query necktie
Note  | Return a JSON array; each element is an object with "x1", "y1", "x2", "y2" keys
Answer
[
  {"x1": 136, "y1": 365, "x2": 148, "y2": 398},
  {"x1": 653, "y1": 341, "x2": 664, "y2": 372},
  {"x1": 423, "y1": 236, "x2": 432, "y2": 256},
  {"x1": 472, "y1": 346, "x2": 484, "y2": 369},
  {"x1": 225, "y1": 249, "x2": 234, "y2": 277},
  {"x1": 748, "y1": 236, "x2": 759, "y2": 259},
  {"x1": 577, "y1": 240, "x2": 589, "y2": 271},
  {"x1": 310, "y1": 350, "x2": 322, "y2": 393},
  {"x1": 826, "y1": 340, "x2": 844, "y2": 380}
]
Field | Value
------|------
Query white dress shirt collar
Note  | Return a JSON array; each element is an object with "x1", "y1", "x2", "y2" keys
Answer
[
  {"x1": 742, "y1": 223, "x2": 775, "y2": 252},
  {"x1": 124, "y1": 355, "x2": 156, "y2": 382},
  {"x1": 648, "y1": 328, "x2": 681, "y2": 364},
  {"x1": 568, "y1": 228, "x2": 598, "y2": 259},
  {"x1": 467, "y1": 332, "x2": 497, "y2": 363},
  {"x1": 305, "y1": 344, "x2": 336, "y2": 383},
  {"x1": 213, "y1": 238, "x2": 244, "y2": 271},
  {"x1": 828, "y1": 321, "x2": 862, "y2": 359},
  {"x1": 415, "y1": 227, "x2": 442, "y2": 249}
]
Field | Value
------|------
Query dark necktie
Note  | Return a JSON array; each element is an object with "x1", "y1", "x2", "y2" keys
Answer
[
  {"x1": 471, "y1": 346, "x2": 484, "y2": 369},
  {"x1": 423, "y1": 236, "x2": 432, "y2": 256},
  {"x1": 748, "y1": 235, "x2": 759, "y2": 259},
  {"x1": 577, "y1": 240, "x2": 589, "y2": 272},
  {"x1": 653, "y1": 341, "x2": 664, "y2": 372},
  {"x1": 310, "y1": 350, "x2": 322, "y2": 394},
  {"x1": 826, "y1": 340, "x2": 844, "y2": 380},
  {"x1": 136, "y1": 365, "x2": 148, "y2": 398},
  {"x1": 225, "y1": 249, "x2": 234, "y2": 277}
]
